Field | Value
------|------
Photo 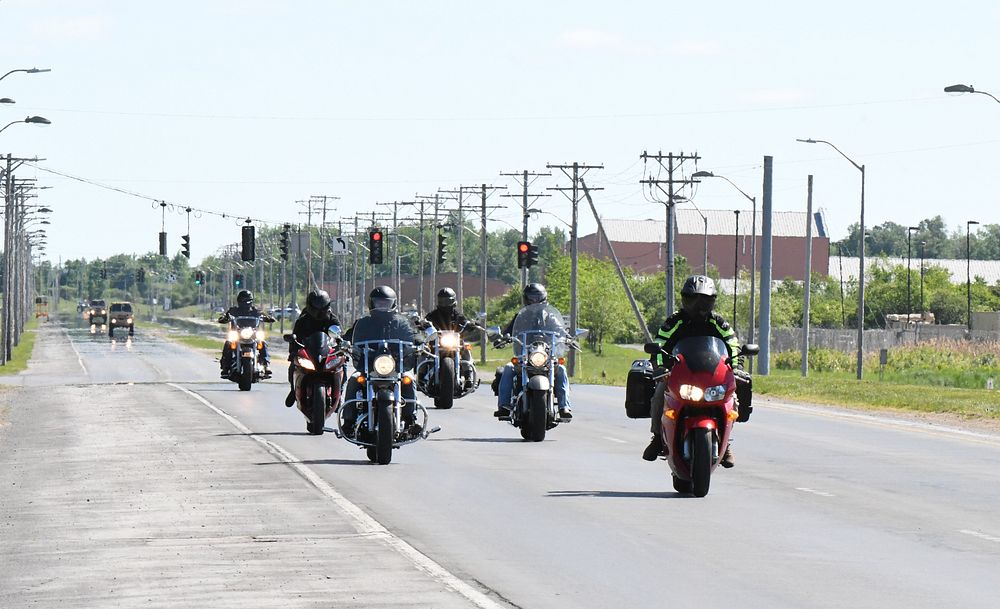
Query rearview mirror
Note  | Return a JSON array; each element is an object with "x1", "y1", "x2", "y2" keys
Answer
[
  {"x1": 741, "y1": 343, "x2": 760, "y2": 356},
  {"x1": 643, "y1": 342, "x2": 661, "y2": 355},
  {"x1": 328, "y1": 325, "x2": 341, "y2": 335},
  {"x1": 487, "y1": 325, "x2": 502, "y2": 336},
  {"x1": 282, "y1": 333, "x2": 294, "y2": 343},
  {"x1": 575, "y1": 328, "x2": 589, "y2": 339}
]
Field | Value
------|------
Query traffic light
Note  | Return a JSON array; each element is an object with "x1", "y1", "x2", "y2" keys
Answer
[
  {"x1": 437, "y1": 233, "x2": 448, "y2": 265},
  {"x1": 241, "y1": 225, "x2": 255, "y2": 262},
  {"x1": 181, "y1": 234, "x2": 191, "y2": 259},
  {"x1": 234, "y1": 273, "x2": 243, "y2": 288},
  {"x1": 280, "y1": 225, "x2": 290, "y2": 261},
  {"x1": 137, "y1": 268, "x2": 146, "y2": 283},
  {"x1": 517, "y1": 241, "x2": 530, "y2": 268},
  {"x1": 369, "y1": 228, "x2": 383, "y2": 264},
  {"x1": 159, "y1": 232, "x2": 167, "y2": 256},
  {"x1": 526, "y1": 243, "x2": 540, "y2": 268},
  {"x1": 194, "y1": 270, "x2": 203, "y2": 285}
]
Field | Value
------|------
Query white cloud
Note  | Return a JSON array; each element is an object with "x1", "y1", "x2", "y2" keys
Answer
[{"x1": 32, "y1": 16, "x2": 109, "y2": 41}]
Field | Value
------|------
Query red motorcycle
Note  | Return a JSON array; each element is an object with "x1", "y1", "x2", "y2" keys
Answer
[
  {"x1": 284, "y1": 327, "x2": 350, "y2": 435},
  {"x1": 645, "y1": 337, "x2": 758, "y2": 497}
]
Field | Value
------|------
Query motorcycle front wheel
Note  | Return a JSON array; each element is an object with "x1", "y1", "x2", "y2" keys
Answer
[
  {"x1": 306, "y1": 384, "x2": 327, "y2": 435},
  {"x1": 526, "y1": 390, "x2": 547, "y2": 442},
  {"x1": 375, "y1": 399, "x2": 393, "y2": 464},
  {"x1": 690, "y1": 427, "x2": 714, "y2": 497},
  {"x1": 238, "y1": 360, "x2": 253, "y2": 391},
  {"x1": 434, "y1": 357, "x2": 455, "y2": 409}
]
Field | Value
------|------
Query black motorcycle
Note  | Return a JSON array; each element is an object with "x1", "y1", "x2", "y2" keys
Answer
[
  {"x1": 218, "y1": 313, "x2": 272, "y2": 391},
  {"x1": 415, "y1": 320, "x2": 482, "y2": 409}
]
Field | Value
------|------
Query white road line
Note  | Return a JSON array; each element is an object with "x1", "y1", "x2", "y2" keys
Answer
[
  {"x1": 766, "y1": 401, "x2": 1000, "y2": 446},
  {"x1": 168, "y1": 383, "x2": 506, "y2": 609},
  {"x1": 795, "y1": 487, "x2": 835, "y2": 497},
  {"x1": 959, "y1": 529, "x2": 1000, "y2": 544},
  {"x1": 603, "y1": 436, "x2": 628, "y2": 444},
  {"x1": 63, "y1": 326, "x2": 88, "y2": 375}
]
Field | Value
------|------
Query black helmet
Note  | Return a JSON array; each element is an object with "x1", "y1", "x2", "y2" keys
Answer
[
  {"x1": 305, "y1": 289, "x2": 332, "y2": 319},
  {"x1": 237, "y1": 290, "x2": 253, "y2": 306},
  {"x1": 522, "y1": 283, "x2": 548, "y2": 306},
  {"x1": 368, "y1": 285, "x2": 397, "y2": 312},
  {"x1": 680, "y1": 275, "x2": 717, "y2": 320},
  {"x1": 437, "y1": 287, "x2": 456, "y2": 310}
]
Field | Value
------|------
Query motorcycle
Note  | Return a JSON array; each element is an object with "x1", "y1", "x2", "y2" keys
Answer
[
  {"x1": 415, "y1": 320, "x2": 482, "y2": 409},
  {"x1": 219, "y1": 314, "x2": 272, "y2": 391},
  {"x1": 337, "y1": 335, "x2": 439, "y2": 464},
  {"x1": 492, "y1": 302, "x2": 582, "y2": 442},
  {"x1": 644, "y1": 337, "x2": 758, "y2": 497},
  {"x1": 284, "y1": 326, "x2": 350, "y2": 435}
]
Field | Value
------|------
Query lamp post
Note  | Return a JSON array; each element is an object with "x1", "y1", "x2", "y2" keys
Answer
[
  {"x1": 797, "y1": 138, "x2": 866, "y2": 380},
  {"x1": 919, "y1": 240, "x2": 926, "y2": 319},
  {"x1": 967, "y1": 220, "x2": 980, "y2": 331},
  {"x1": 944, "y1": 84, "x2": 1000, "y2": 105},
  {"x1": 0, "y1": 115, "x2": 51, "y2": 135},
  {"x1": 0, "y1": 67, "x2": 51, "y2": 83},
  {"x1": 692, "y1": 170, "x2": 757, "y2": 358},
  {"x1": 907, "y1": 226, "x2": 919, "y2": 333},
  {"x1": 733, "y1": 209, "x2": 740, "y2": 326},
  {"x1": 0, "y1": 98, "x2": 14, "y2": 104}
]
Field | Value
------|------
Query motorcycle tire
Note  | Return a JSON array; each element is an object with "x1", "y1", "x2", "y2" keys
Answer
[
  {"x1": 366, "y1": 446, "x2": 378, "y2": 463},
  {"x1": 690, "y1": 427, "x2": 714, "y2": 497},
  {"x1": 434, "y1": 357, "x2": 455, "y2": 409},
  {"x1": 375, "y1": 399, "x2": 393, "y2": 465},
  {"x1": 306, "y1": 385, "x2": 326, "y2": 435},
  {"x1": 671, "y1": 474, "x2": 692, "y2": 494},
  {"x1": 238, "y1": 362, "x2": 252, "y2": 392},
  {"x1": 526, "y1": 390, "x2": 547, "y2": 442}
]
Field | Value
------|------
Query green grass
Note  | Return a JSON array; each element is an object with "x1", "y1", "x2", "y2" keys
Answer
[
  {"x1": 144, "y1": 320, "x2": 220, "y2": 350},
  {"x1": 0, "y1": 317, "x2": 40, "y2": 376},
  {"x1": 756, "y1": 369, "x2": 1000, "y2": 420}
]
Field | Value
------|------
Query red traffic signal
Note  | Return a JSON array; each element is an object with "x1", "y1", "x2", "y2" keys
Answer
[
  {"x1": 517, "y1": 241, "x2": 530, "y2": 268},
  {"x1": 372, "y1": 231, "x2": 382, "y2": 241}
]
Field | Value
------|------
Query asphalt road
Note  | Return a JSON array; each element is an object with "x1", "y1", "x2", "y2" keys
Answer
[{"x1": 2, "y1": 319, "x2": 999, "y2": 608}]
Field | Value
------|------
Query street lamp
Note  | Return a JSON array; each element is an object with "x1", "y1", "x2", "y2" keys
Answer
[
  {"x1": 0, "y1": 98, "x2": 14, "y2": 104},
  {"x1": 732, "y1": 209, "x2": 740, "y2": 326},
  {"x1": 0, "y1": 67, "x2": 52, "y2": 83},
  {"x1": 0, "y1": 115, "x2": 52, "y2": 135},
  {"x1": 944, "y1": 84, "x2": 1000, "y2": 105},
  {"x1": 692, "y1": 170, "x2": 757, "y2": 354},
  {"x1": 906, "y1": 226, "x2": 919, "y2": 331},
  {"x1": 797, "y1": 138, "x2": 866, "y2": 380},
  {"x1": 919, "y1": 240, "x2": 926, "y2": 318},
  {"x1": 967, "y1": 220, "x2": 980, "y2": 331}
]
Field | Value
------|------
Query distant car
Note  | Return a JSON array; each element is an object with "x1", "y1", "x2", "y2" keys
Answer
[
  {"x1": 270, "y1": 307, "x2": 300, "y2": 321},
  {"x1": 87, "y1": 299, "x2": 108, "y2": 326},
  {"x1": 108, "y1": 302, "x2": 135, "y2": 337}
]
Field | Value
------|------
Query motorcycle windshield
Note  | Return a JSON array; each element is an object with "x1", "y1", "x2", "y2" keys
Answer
[
  {"x1": 350, "y1": 313, "x2": 419, "y2": 369},
  {"x1": 233, "y1": 316, "x2": 260, "y2": 328},
  {"x1": 511, "y1": 303, "x2": 567, "y2": 356},
  {"x1": 303, "y1": 332, "x2": 331, "y2": 364},
  {"x1": 671, "y1": 336, "x2": 729, "y2": 373}
]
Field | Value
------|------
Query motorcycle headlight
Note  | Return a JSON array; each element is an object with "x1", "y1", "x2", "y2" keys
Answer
[
  {"x1": 372, "y1": 354, "x2": 396, "y2": 375},
  {"x1": 127, "y1": 318, "x2": 133, "y2": 324},
  {"x1": 227, "y1": 330, "x2": 239, "y2": 342},
  {"x1": 704, "y1": 384, "x2": 727, "y2": 402},
  {"x1": 239, "y1": 327, "x2": 255, "y2": 340},
  {"x1": 101, "y1": 309, "x2": 106, "y2": 315},
  {"x1": 528, "y1": 350, "x2": 549, "y2": 368},
  {"x1": 297, "y1": 356, "x2": 316, "y2": 371},
  {"x1": 110, "y1": 319, "x2": 117, "y2": 324},
  {"x1": 678, "y1": 384, "x2": 705, "y2": 401},
  {"x1": 255, "y1": 330, "x2": 266, "y2": 341},
  {"x1": 438, "y1": 332, "x2": 460, "y2": 350}
]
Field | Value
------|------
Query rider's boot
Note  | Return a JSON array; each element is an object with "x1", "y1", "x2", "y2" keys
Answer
[
  {"x1": 642, "y1": 434, "x2": 663, "y2": 461},
  {"x1": 720, "y1": 443, "x2": 735, "y2": 468},
  {"x1": 285, "y1": 389, "x2": 296, "y2": 408},
  {"x1": 558, "y1": 404, "x2": 573, "y2": 419},
  {"x1": 493, "y1": 404, "x2": 511, "y2": 419}
]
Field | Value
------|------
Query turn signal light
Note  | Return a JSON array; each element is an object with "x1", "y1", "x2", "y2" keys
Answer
[
  {"x1": 727, "y1": 410, "x2": 739, "y2": 422},
  {"x1": 357, "y1": 375, "x2": 366, "y2": 384},
  {"x1": 664, "y1": 408, "x2": 677, "y2": 420},
  {"x1": 464, "y1": 344, "x2": 472, "y2": 351},
  {"x1": 402, "y1": 375, "x2": 412, "y2": 385},
  {"x1": 511, "y1": 357, "x2": 519, "y2": 365},
  {"x1": 558, "y1": 357, "x2": 565, "y2": 365}
]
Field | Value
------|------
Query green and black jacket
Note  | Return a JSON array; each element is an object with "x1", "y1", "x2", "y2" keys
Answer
[{"x1": 652, "y1": 310, "x2": 740, "y2": 367}]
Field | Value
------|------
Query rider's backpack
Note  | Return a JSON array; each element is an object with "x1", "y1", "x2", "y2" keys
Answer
[{"x1": 624, "y1": 359, "x2": 655, "y2": 418}]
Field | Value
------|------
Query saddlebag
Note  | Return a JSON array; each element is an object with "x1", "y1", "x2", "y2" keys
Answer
[
  {"x1": 490, "y1": 367, "x2": 503, "y2": 397},
  {"x1": 625, "y1": 359, "x2": 655, "y2": 419},
  {"x1": 735, "y1": 370, "x2": 753, "y2": 422}
]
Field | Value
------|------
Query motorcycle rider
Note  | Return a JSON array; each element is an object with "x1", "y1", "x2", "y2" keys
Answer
[
  {"x1": 219, "y1": 290, "x2": 275, "y2": 378},
  {"x1": 493, "y1": 283, "x2": 573, "y2": 420},
  {"x1": 285, "y1": 290, "x2": 343, "y2": 407},
  {"x1": 341, "y1": 286, "x2": 426, "y2": 436},
  {"x1": 420, "y1": 287, "x2": 475, "y2": 387},
  {"x1": 642, "y1": 275, "x2": 752, "y2": 467}
]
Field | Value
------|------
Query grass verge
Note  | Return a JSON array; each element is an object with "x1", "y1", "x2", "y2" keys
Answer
[
  {"x1": 0, "y1": 317, "x2": 41, "y2": 376},
  {"x1": 144, "y1": 320, "x2": 219, "y2": 350}
]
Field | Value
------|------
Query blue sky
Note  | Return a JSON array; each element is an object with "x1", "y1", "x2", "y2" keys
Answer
[{"x1": 3, "y1": 0, "x2": 999, "y2": 263}]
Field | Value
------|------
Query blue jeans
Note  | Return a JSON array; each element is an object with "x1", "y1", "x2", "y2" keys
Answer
[{"x1": 498, "y1": 363, "x2": 571, "y2": 409}]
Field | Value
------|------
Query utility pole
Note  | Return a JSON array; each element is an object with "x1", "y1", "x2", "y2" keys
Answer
[
  {"x1": 500, "y1": 170, "x2": 551, "y2": 288},
  {"x1": 439, "y1": 186, "x2": 480, "y2": 307},
  {"x1": 401, "y1": 198, "x2": 430, "y2": 314},
  {"x1": 417, "y1": 193, "x2": 455, "y2": 303},
  {"x1": 802, "y1": 175, "x2": 813, "y2": 377},
  {"x1": 548, "y1": 162, "x2": 602, "y2": 376},
  {"x1": 377, "y1": 200, "x2": 405, "y2": 300},
  {"x1": 310, "y1": 195, "x2": 339, "y2": 289},
  {"x1": 297, "y1": 199, "x2": 314, "y2": 289},
  {"x1": 474, "y1": 184, "x2": 506, "y2": 364},
  {"x1": 639, "y1": 150, "x2": 701, "y2": 315}
]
